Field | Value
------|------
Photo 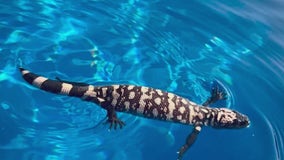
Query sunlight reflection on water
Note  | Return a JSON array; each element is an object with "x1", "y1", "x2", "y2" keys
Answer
[{"x1": 0, "y1": 0, "x2": 283, "y2": 160}]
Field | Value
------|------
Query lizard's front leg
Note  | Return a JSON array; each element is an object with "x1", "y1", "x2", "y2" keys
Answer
[{"x1": 203, "y1": 85, "x2": 227, "y2": 106}]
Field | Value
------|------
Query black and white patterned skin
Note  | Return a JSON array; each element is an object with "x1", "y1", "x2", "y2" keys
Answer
[
  {"x1": 19, "y1": 68, "x2": 249, "y2": 129},
  {"x1": 19, "y1": 68, "x2": 250, "y2": 159}
]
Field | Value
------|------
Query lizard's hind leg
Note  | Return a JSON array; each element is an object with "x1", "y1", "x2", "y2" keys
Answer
[
  {"x1": 177, "y1": 126, "x2": 201, "y2": 160},
  {"x1": 106, "y1": 109, "x2": 125, "y2": 130}
]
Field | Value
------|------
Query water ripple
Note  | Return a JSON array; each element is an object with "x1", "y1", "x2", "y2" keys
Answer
[{"x1": 1, "y1": 1, "x2": 283, "y2": 160}]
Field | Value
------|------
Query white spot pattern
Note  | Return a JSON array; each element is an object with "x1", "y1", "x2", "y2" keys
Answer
[
  {"x1": 32, "y1": 76, "x2": 48, "y2": 88},
  {"x1": 128, "y1": 85, "x2": 134, "y2": 90},
  {"x1": 113, "y1": 85, "x2": 120, "y2": 90},
  {"x1": 112, "y1": 87, "x2": 120, "y2": 99},
  {"x1": 188, "y1": 106, "x2": 196, "y2": 124},
  {"x1": 166, "y1": 95, "x2": 175, "y2": 120},
  {"x1": 82, "y1": 85, "x2": 96, "y2": 99},
  {"x1": 201, "y1": 108, "x2": 209, "y2": 113},
  {"x1": 195, "y1": 126, "x2": 202, "y2": 131},
  {"x1": 181, "y1": 98, "x2": 187, "y2": 104},
  {"x1": 21, "y1": 70, "x2": 30, "y2": 75},
  {"x1": 111, "y1": 99, "x2": 117, "y2": 106},
  {"x1": 129, "y1": 91, "x2": 135, "y2": 99},
  {"x1": 154, "y1": 97, "x2": 161, "y2": 105},
  {"x1": 179, "y1": 106, "x2": 185, "y2": 114},
  {"x1": 139, "y1": 99, "x2": 146, "y2": 108},
  {"x1": 137, "y1": 105, "x2": 145, "y2": 114},
  {"x1": 156, "y1": 90, "x2": 163, "y2": 96},
  {"x1": 140, "y1": 87, "x2": 153, "y2": 101},
  {"x1": 60, "y1": 83, "x2": 73, "y2": 95},
  {"x1": 97, "y1": 97, "x2": 105, "y2": 103},
  {"x1": 124, "y1": 101, "x2": 130, "y2": 110},
  {"x1": 189, "y1": 101, "x2": 197, "y2": 106},
  {"x1": 167, "y1": 93, "x2": 174, "y2": 100},
  {"x1": 102, "y1": 87, "x2": 107, "y2": 97},
  {"x1": 153, "y1": 108, "x2": 158, "y2": 117}
]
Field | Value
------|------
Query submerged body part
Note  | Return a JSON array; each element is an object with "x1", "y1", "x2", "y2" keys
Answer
[{"x1": 19, "y1": 68, "x2": 250, "y2": 159}]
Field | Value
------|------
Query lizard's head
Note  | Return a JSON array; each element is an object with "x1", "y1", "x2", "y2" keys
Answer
[{"x1": 212, "y1": 108, "x2": 250, "y2": 129}]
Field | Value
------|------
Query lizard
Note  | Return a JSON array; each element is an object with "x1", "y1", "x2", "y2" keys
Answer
[{"x1": 19, "y1": 67, "x2": 250, "y2": 159}]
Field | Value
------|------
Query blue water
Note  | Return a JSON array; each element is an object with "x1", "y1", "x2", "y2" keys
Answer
[{"x1": 0, "y1": 0, "x2": 283, "y2": 160}]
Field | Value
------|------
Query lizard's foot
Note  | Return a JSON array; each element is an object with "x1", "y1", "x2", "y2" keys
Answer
[
  {"x1": 107, "y1": 116, "x2": 125, "y2": 130},
  {"x1": 106, "y1": 109, "x2": 125, "y2": 130},
  {"x1": 210, "y1": 85, "x2": 227, "y2": 102},
  {"x1": 176, "y1": 126, "x2": 201, "y2": 160},
  {"x1": 177, "y1": 145, "x2": 188, "y2": 160},
  {"x1": 203, "y1": 85, "x2": 228, "y2": 106}
]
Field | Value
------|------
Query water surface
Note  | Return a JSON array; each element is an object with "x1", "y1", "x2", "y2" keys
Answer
[{"x1": 0, "y1": 0, "x2": 283, "y2": 160}]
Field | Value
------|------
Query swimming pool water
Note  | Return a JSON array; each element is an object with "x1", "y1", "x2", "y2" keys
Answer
[{"x1": 0, "y1": 0, "x2": 283, "y2": 160}]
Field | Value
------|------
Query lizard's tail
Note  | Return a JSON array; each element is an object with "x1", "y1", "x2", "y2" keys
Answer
[{"x1": 19, "y1": 68, "x2": 90, "y2": 97}]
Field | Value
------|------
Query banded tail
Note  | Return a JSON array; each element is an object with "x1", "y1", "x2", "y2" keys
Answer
[{"x1": 19, "y1": 68, "x2": 90, "y2": 97}]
